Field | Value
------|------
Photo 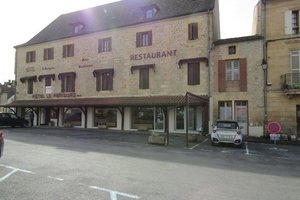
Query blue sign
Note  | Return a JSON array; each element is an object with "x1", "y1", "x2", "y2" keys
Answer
[{"x1": 270, "y1": 134, "x2": 280, "y2": 141}]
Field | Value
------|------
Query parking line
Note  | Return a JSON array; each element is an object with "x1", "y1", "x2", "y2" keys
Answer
[
  {"x1": 0, "y1": 164, "x2": 35, "y2": 183},
  {"x1": 245, "y1": 142, "x2": 250, "y2": 155},
  {"x1": 47, "y1": 176, "x2": 64, "y2": 181},
  {"x1": 89, "y1": 185, "x2": 140, "y2": 200},
  {"x1": 189, "y1": 138, "x2": 208, "y2": 150}
]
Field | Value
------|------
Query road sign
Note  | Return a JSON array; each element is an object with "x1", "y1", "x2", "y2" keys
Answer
[
  {"x1": 267, "y1": 122, "x2": 281, "y2": 134},
  {"x1": 270, "y1": 134, "x2": 281, "y2": 141}
]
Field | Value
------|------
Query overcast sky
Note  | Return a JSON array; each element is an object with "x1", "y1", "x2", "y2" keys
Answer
[{"x1": 0, "y1": 0, "x2": 259, "y2": 84}]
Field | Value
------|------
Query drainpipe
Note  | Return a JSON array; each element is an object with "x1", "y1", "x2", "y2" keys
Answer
[
  {"x1": 262, "y1": 0, "x2": 268, "y2": 136},
  {"x1": 207, "y1": 9, "x2": 214, "y2": 135}
]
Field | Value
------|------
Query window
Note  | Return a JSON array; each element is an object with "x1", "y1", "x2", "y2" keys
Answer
[
  {"x1": 292, "y1": 10, "x2": 300, "y2": 34},
  {"x1": 94, "y1": 108, "x2": 117, "y2": 127},
  {"x1": 26, "y1": 51, "x2": 36, "y2": 63},
  {"x1": 226, "y1": 60, "x2": 240, "y2": 81},
  {"x1": 218, "y1": 59, "x2": 247, "y2": 92},
  {"x1": 146, "y1": 7, "x2": 157, "y2": 19},
  {"x1": 136, "y1": 31, "x2": 152, "y2": 47},
  {"x1": 285, "y1": 10, "x2": 300, "y2": 35},
  {"x1": 59, "y1": 72, "x2": 76, "y2": 92},
  {"x1": 63, "y1": 44, "x2": 74, "y2": 57},
  {"x1": 64, "y1": 108, "x2": 81, "y2": 126},
  {"x1": 44, "y1": 48, "x2": 54, "y2": 60},
  {"x1": 188, "y1": 62, "x2": 200, "y2": 85},
  {"x1": 228, "y1": 46, "x2": 236, "y2": 55},
  {"x1": 176, "y1": 107, "x2": 184, "y2": 130},
  {"x1": 188, "y1": 23, "x2": 198, "y2": 40},
  {"x1": 131, "y1": 107, "x2": 154, "y2": 130},
  {"x1": 98, "y1": 38, "x2": 112, "y2": 53},
  {"x1": 94, "y1": 69, "x2": 114, "y2": 91},
  {"x1": 74, "y1": 24, "x2": 84, "y2": 33},
  {"x1": 27, "y1": 79, "x2": 34, "y2": 94},
  {"x1": 219, "y1": 101, "x2": 233, "y2": 120},
  {"x1": 139, "y1": 68, "x2": 149, "y2": 89},
  {"x1": 291, "y1": 50, "x2": 300, "y2": 84}
]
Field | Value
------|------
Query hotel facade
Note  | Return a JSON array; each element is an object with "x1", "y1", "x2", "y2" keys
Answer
[{"x1": 11, "y1": 0, "x2": 221, "y2": 134}]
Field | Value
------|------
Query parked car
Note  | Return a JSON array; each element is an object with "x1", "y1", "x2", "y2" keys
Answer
[
  {"x1": 211, "y1": 120, "x2": 243, "y2": 148},
  {"x1": 0, "y1": 113, "x2": 29, "y2": 128},
  {"x1": 0, "y1": 131, "x2": 3, "y2": 158}
]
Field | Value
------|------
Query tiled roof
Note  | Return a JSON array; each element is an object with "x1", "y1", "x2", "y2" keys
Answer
[
  {"x1": 213, "y1": 35, "x2": 263, "y2": 45},
  {"x1": 16, "y1": 0, "x2": 215, "y2": 47},
  {"x1": 4, "y1": 95, "x2": 208, "y2": 107}
]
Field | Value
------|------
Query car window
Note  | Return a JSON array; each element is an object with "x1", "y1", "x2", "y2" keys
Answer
[
  {"x1": 8, "y1": 114, "x2": 18, "y2": 119},
  {"x1": 217, "y1": 122, "x2": 238, "y2": 129}
]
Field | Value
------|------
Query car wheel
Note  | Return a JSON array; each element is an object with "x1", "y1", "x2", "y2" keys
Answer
[
  {"x1": 211, "y1": 141, "x2": 216, "y2": 146},
  {"x1": 21, "y1": 122, "x2": 28, "y2": 128},
  {"x1": 236, "y1": 144, "x2": 243, "y2": 148}
]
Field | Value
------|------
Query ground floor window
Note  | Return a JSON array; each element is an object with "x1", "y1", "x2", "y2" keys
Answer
[
  {"x1": 155, "y1": 107, "x2": 164, "y2": 130},
  {"x1": 176, "y1": 107, "x2": 185, "y2": 130},
  {"x1": 131, "y1": 107, "x2": 154, "y2": 130},
  {"x1": 64, "y1": 108, "x2": 82, "y2": 126},
  {"x1": 219, "y1": 101, "x2": 233, "y2": 120},
  {"x1": 176, "y1": 106, "x2": 202, "y2": 131},
  {"x1": 94, "y1": 108, "x2": 117, "y2": 127}
]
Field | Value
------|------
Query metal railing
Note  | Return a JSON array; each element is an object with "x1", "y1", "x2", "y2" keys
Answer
[{"x1": 281, "y1": 73, "x2": 300, "y2": 91}]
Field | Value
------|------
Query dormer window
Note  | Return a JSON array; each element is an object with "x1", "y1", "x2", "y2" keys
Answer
[
  {"x1": 73, "y1": 23, "x2": 84, "y2": 34},
  {"x1": 146, "y1": 7, "x2": 157, "y2": 19},
  {"x1": 143, "y1": 4, "x2": 159, "y2": 19}
]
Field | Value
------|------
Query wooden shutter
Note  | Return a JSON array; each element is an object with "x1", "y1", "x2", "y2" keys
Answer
[
  {"x1": 136, "y1": 32, "x2": 141, "y2": 47},
  {"x1": 98, "y1": 39, "x2": 103, "y2": 53},
  {"x1": 285, "y1": 10, "x2": 293, "y2": 35},
  {"x1": 188, "y1": 23, "x2": 193, "y2": 40},
  {"x1": 192, "y1": 23, "x2": 198, "y2": 40},
  {"x1": 239, "y1": 58, "x2": 247, "y2": 91},
  {"x1": 70, "y1": 44, "x2": 74, "y2": 57},
  {"x1": 139, "y1": 68, "x2": 149, "y2": 89},
  {"x1": 148, "y1": 31, "x2": 152, "y2": 46},
  {"x1": 188, "y1": 63, "x2": 200, "y2": 85},
  {"x1": 218, "y1": 60, "x2": 226, "y2": 92},
  {"x1": 108, "y1": 38, "x2": 112, "y2": 52},
  {"x1": 63, "y1": 46, "x2": 66, "y2": 58},
  {"x1": 61, "y1": 76, "x2": 65, "y2": 92}
]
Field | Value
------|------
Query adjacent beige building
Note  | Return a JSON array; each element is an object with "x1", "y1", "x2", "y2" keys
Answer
[
  {"x1": 254, "y1": 0, "x2": 300, "y2": 137},
  {"x1": 10, "y1": 0, "x2": 220, "y2": 134}
]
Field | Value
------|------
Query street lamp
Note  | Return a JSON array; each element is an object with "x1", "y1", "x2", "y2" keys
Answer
[{"x1": 262, "y1": 59, "x2": 268, "y2": 136}]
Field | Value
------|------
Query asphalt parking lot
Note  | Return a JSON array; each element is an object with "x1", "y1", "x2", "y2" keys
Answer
[{"x1": 1, "y1": 127, "x2": 300, "y2": 200}]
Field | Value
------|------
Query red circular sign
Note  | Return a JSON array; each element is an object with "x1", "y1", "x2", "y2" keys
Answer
[{"x1": 267, "y1": 122, "x2": 281, "y2": 134}]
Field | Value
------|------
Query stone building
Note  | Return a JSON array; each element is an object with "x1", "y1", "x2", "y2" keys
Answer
[
  {"x1": 253, "y1": 0, "x2": 300, "y2": 137},
  {"x1": 10, "y1": 0, "x2": 220, "y2": 134},
  {"x1": 211, "y1": 36, "x2": 264, "y2": 137}
]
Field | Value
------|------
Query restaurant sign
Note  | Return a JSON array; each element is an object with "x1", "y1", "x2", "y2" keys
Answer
[
  {"x1": 32, "y1": 92, "x2": 77, "y2": 99},
  {"x1": 130, "y1": 50, "x2": 177, "y2": 61}
]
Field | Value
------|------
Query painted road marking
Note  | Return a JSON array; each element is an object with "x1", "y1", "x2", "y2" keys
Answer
[
  {"x1": 89, "y1": 185, "x2": 140, "y2": 200},
  {"x1": 245, "y1": 142, "x2": 250, "y2": 155},
  {"x1": 189, "y1": 138, "x2": 209, "y2": 150},
  {"x1": 0, "y1": 164, "x2": 141, "y2": 199},
  {"x1": 47, "y1": 176, "x2": 64, "y2": 181},
  {"x1": 0, "y1": 164, "x2": 35, "y2": 183}
]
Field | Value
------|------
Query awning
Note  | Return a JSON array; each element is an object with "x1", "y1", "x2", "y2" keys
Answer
[{"x1": 2, "y1": 95, "x2": 208, "y2": 108}]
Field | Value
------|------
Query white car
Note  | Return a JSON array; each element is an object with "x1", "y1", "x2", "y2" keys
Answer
[{"x1": 211, "y1": 120, "x2": 243, "y2": 148}]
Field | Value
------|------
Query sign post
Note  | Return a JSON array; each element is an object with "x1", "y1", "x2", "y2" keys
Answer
[{"x1": 267, "y1": 122, "x2": 281, "y2": 144}]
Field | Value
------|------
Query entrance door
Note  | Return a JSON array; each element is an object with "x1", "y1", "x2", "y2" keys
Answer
[
  {"x1": 296, "y1": 106, "x2": 300, "y2": 135},
  {"x1": 234, "y1": 101, "x2": 248, "y2": 136}
]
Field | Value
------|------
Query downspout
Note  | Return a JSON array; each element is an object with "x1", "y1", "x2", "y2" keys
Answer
[
  {"x1": 207, "y1": 9, "x2": 214, "y2": 134},
  {"x1": 262, "y1": 0, "x2": 268, "y2": 136}
]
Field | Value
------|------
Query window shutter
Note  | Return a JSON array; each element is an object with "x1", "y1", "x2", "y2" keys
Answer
[
  {"x1": 70, "y1": 45, "x2": 74, "y2": 57},
  {"x1": 239, "y1": 58, "x2": 247, "y2": 92},
  {"x1": 61, "y1": 76, "x2": 65, "y2": 92},
  {"x1": 63, "y1": 46, "x2": 66, "y2": 58},
  {"x1": 188, "y1": 23, "x2": 193, "y2": 40},
  {"x1": 192, "y1": 23, "x2": 198, "y2": 40},
  {"x1": 98, "y1": 39, "x2": 103, "y2": 53},
  {"x1": 148, "y1": 31, "x2": 152, "y2": 46},
  {"x1": 96, "y1": 75, "x2": 101, "y2": 91},
  {"x1": 285, "y1": 10, "x2": 293, "y2": 35},
  {"x1": 26, "y1": 52, "x2": 29, "y2": 63},
  {"x1": 218, "y1": 60, "x2": 226, "y2": 92},
  {"x1": 108, "y1": 38, "x2": 112, "y2": 52},
  {"x1": 136, "y1": 33, "x2": 141, "y2": 47}
]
